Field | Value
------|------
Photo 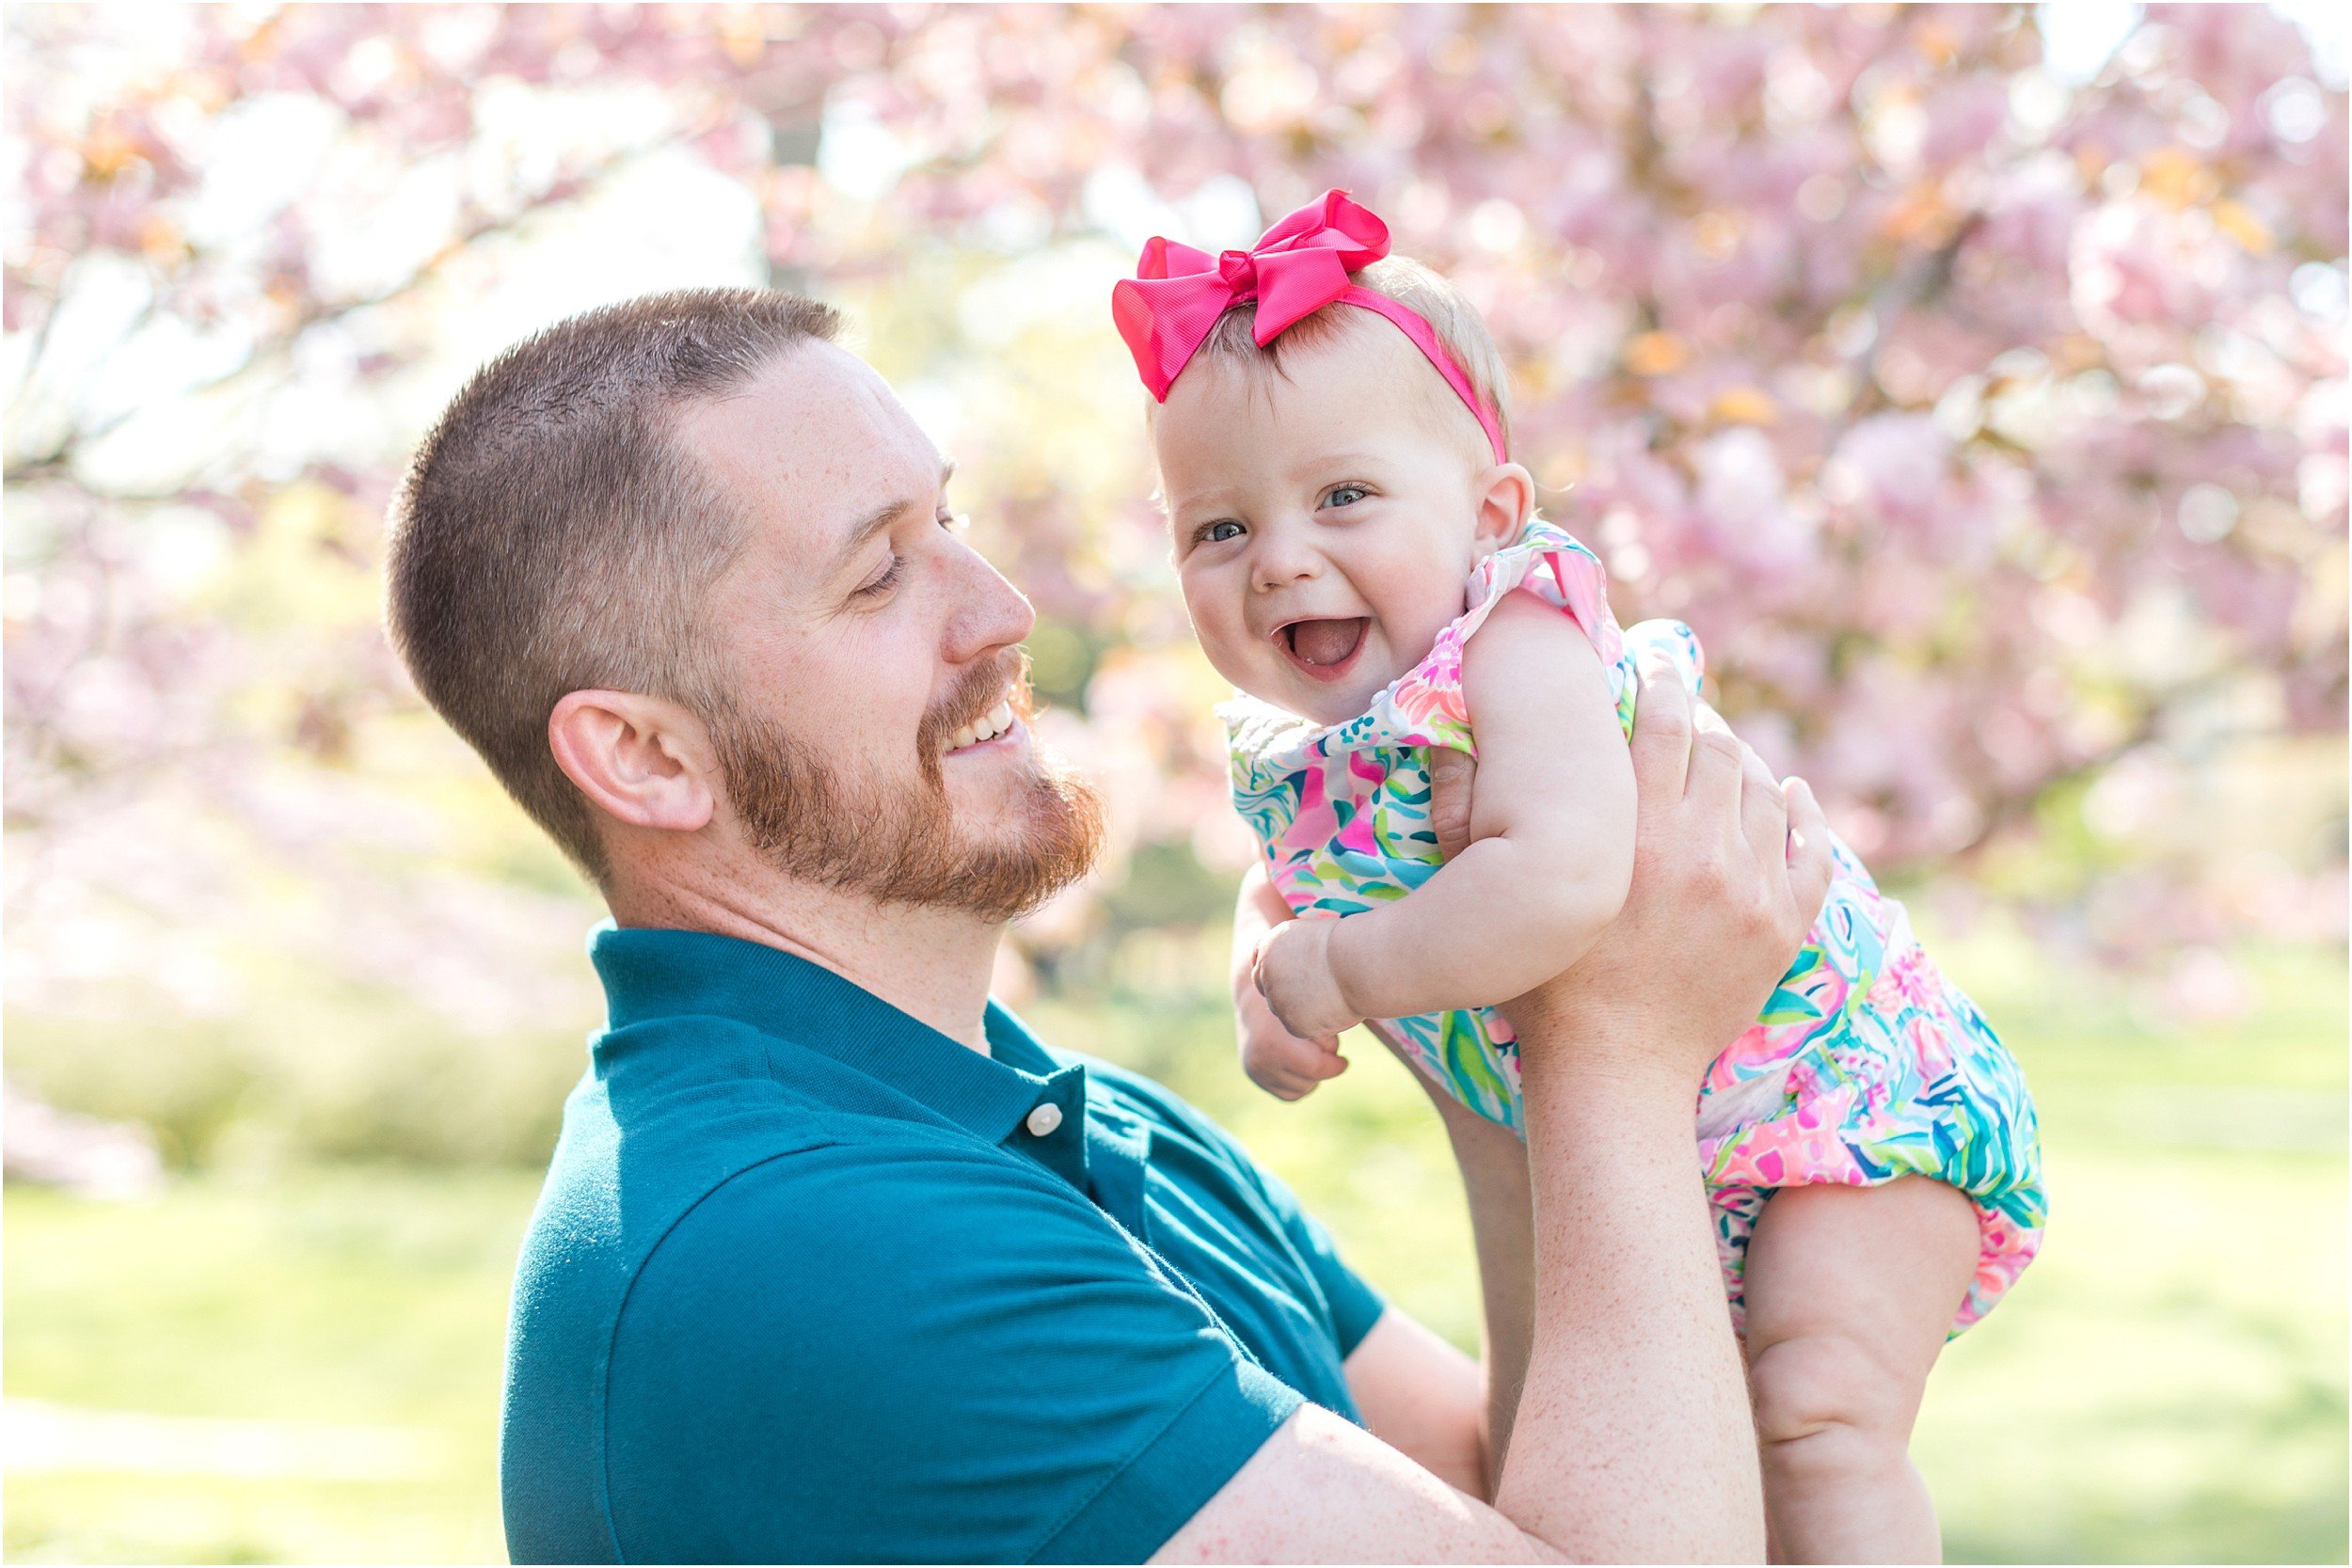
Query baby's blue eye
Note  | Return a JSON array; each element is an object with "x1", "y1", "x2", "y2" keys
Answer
[
  {"x1": 1203, "y1": 519, "x2": 1246, "y2": 543},
  {"x1": 1325, "y1": 485, "x2": 1370, "y2": 508}
]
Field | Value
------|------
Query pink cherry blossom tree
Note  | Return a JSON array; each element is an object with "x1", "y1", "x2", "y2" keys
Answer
[{"x1": 4, "y1": 4, "x2": 2342, "y2": 1081}]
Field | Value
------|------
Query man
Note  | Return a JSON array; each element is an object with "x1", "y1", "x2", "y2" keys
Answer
[{"x1": 386, "y1": 288, "x2": 1834, "y2": 1563}]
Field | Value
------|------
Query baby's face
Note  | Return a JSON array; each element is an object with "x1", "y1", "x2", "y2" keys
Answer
[{"x1": 1156, "y1": 325, "x2": 1502, "y2": 725}]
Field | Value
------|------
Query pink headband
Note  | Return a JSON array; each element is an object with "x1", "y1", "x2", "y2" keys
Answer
[{"x1": 1111, "y1": 189, "x2": 1508, "y2": 466}]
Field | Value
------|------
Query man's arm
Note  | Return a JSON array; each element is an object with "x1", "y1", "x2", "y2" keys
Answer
[
  {"x1": 1157, "y1": 657, "x2": 1836, "y2": 1563},
  {"x1": 1343, "y1": 1020, "x2": 1535, "y2": 1503},
  {"x1": 1390, "y1": 740, "x2": 1539, "y2": 1497}
]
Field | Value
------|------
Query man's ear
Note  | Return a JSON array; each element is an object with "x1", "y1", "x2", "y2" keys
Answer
[
  {"x1": 548, "y1": 689, "x2": 719, "y2": 836},
  {"x1": 1471, "y1": 462, "x2": 1535, "y2": 553}
]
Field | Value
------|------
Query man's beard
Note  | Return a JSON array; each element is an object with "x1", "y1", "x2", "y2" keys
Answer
[{"x1": 707, "y1": 653, "x2": 1104, "y2": 923}]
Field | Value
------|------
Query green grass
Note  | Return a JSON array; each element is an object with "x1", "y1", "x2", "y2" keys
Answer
[
  {"x1": 4, "y1": 1171, "x2": 531, "y2": 1563},
  {"x1": 6, "y1": 932, "x2": 2344, "y2": 1563}
]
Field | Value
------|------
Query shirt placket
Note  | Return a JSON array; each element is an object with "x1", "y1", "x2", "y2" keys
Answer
[{"x1": 1009, "y1": 1063, "x2": 1089, "y2": 1189}]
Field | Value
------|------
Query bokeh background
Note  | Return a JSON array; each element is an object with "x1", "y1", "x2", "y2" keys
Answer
[{"x1": 4, "y1": 3, "x2": 2345, "y2": 1561}]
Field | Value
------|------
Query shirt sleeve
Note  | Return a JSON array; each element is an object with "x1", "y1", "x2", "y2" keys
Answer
[
  {"x1": 600, "y1": 1138, "x2": 1303, "y2": 1565},
  {"x1": 1271, "y1": 1188, "x2": 1388, "y2": 1358}
]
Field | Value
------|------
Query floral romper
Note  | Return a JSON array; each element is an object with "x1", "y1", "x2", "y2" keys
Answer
[{"x1": 1222, "y1": 518, "x2": 2045, "y2": 1332}]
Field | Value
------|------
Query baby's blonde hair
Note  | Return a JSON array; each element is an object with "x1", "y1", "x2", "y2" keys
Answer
[{"x1": 1170, "y1": 255, "x2": 1514, "y2": 460}]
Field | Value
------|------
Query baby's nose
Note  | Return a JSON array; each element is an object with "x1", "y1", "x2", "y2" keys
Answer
[{"x1": 1252, "y1": 537, "x2": 1321, "y2": 590}]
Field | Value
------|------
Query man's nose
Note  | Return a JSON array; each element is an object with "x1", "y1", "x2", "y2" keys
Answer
[{"x1": 942, "y1": 538, "x2": 1037, "y2": 662}]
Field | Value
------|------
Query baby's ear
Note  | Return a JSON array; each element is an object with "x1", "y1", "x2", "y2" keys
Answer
[{"x1": 1471, "y1": 462, "x2": 1535, "y2": 551}]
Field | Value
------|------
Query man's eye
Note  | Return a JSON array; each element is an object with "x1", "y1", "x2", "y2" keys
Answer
[
  {"x1": 938, "y1": 509, "x2": 967, "y2": 533},
  {"x1": 858, "y1": 556, "x2": 903, "y2": 596},
  {"x1": 1201, "y1": 520, "x2": 1246, "y2": 544},
  {"x1": 1324, "y1": 485, "x2": 1370, "y2": 509}
]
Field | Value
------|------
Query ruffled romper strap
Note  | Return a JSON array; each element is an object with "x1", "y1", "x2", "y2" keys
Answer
[{"x1": 1335, "y1": 518, "x2": 1704, "y2": 760}]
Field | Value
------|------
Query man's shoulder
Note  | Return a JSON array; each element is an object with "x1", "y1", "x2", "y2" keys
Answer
[
  {"x1": 505, "y1": 1010, "x2": 1332, "y2": 1565},
  {"x1": 505, "y1": 1032, "x2": 846, "y2": 1566},
  {"x1": 520, "y1": 1015, "x2": 1057, "y2": 1298},
  {"x1": 520, "y1": 1018, "x2": 826, "y2": 1262},
  {"x1": 503, "y1": 1017, "x2": 1088, "y2": 1561}
]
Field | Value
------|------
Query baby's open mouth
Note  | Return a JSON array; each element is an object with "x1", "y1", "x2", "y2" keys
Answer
[{"x1": 1279, "y1": 617, "x2": 1368, "y2": 679}]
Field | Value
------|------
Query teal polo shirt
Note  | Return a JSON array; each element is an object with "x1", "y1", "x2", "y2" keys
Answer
[{"x1": 501, "y1": 926, "x2": 1386, "y2": 1564}]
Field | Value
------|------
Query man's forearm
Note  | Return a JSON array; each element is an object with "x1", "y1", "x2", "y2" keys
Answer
[
  {"x1": 1497, "y1": 1039, "x2": 1763, "y2": 1561},
  {"x1": 1396, "y1": 1032, "x2": 1536, "y2": 1494},
  {"x1": 1168, "y1": 1037, "x2": 1766, "y2": 1567}
]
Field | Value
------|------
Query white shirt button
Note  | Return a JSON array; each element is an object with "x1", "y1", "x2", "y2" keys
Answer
[{"x1": 1025, "y1": 1101, "x2": 1064, "y2": 1137}]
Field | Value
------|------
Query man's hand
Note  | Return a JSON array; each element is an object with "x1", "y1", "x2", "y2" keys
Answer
[
  {"x1": 1427, "y1": 743, "x2": 1479, "y2": 862},
  {"x1": 1501, "y1": 652, "x2": 1834, "y2": 1090}
]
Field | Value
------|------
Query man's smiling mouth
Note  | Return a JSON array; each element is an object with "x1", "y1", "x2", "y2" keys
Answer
[
  {"x1": 1275, "y1": 617, "x2": 1368, "y2": 681},
  {"x1": 946, "y1": 698, "x2": 1017, "y2": 753}
]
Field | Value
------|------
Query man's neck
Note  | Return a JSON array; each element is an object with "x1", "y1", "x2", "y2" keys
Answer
[{"x1": 605, "y1": 850, "x2": 1003, "y2": 1052}]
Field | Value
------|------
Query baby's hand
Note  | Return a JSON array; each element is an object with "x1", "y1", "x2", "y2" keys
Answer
[
  {"x1": 1253, "y1": 918, "x2": 1362, "y2": 1047},
  {"x1": 1235, "y1": 974, "x2": 1348, "y2": 1101}
]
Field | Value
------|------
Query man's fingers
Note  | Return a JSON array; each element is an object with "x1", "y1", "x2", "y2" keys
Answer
[
  {"x1": 1782, "y1": 776, "x2": 1835, "y2": 932},
  {"x1": 1627, "y1": 653, "x2": 1694, "y2": 804},
  {"x1": 1684, "y1": 702, "x2": 1747, "y2": 818},
  {"x1": 1426, "y1": 745, "x2": 1478, "y2": 863},
  {"x1": 1739, "y1": 739, "x2": 1788, "y2": 868}
]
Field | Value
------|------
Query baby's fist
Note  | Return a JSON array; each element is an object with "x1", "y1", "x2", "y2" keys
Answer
[
  {"x1": 1253, "y1": 917, "x2": 1361, "y2": 1045},
  {"x1": 1236, "y1": 980, "x2": 1347, "y2": 1101}
]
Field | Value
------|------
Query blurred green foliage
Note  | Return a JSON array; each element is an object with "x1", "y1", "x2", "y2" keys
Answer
[
  {"x1": 3, "y1": 990, "x2": 589, "y2": 1173},
  {"x1": 7, "y1": 924, "x2": 2344, "y2": 1564}
]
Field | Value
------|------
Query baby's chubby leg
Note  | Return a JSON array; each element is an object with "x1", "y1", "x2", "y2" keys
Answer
[{"x1": 1742, "y1": 1176, "x2": 1980, "y2": 1564}]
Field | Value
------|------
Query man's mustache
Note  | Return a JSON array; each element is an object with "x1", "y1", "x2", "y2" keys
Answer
[{"x1": 917, "y1": 646, "x2": 1036, "y2": 759}]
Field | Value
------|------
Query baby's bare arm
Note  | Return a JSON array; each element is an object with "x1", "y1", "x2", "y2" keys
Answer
[
  {"x1": 1324, "y1": 593, "x2": 1637, "y2": 1023},
  {"x1": 1231, "y1": 859, "x2": 1292, "y2": 977}
]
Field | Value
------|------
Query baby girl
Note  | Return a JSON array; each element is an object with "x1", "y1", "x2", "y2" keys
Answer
[{"x1": 1112, "y1": 192, "x2": 2044, "y2": 1562}]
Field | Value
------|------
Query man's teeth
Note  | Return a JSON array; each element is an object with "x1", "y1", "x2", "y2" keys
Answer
[{"x1": 950, "y1": 700, "x2": 1018, "y2": 752}]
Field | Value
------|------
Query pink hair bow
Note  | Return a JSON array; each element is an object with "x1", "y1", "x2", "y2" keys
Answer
[{"x1": 1111, "y1": 189, "x2": 1506, "y2": 464}]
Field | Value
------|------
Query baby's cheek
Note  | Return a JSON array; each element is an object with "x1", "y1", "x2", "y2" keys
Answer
[
  {"x1": 1184, "y1": 589, "x2": 1259, "y2": 683},
  {"x1": 1367, "y1": 565, "x2": 1471, "y2": 672}
]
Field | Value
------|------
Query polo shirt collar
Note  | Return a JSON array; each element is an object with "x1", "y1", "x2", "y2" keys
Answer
[{"x1": 590, "y1": 923, "x2": 1079, "y2": 1151}]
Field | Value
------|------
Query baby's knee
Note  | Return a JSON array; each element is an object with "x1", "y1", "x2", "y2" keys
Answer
[{"x1": 1747, "y1": 1331, "x2": 1913, "y2": 1456}]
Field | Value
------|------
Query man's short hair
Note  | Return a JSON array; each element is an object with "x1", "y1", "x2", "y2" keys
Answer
[{"x1": 384, "y1": 288, "x2": 840, "y2": 883}]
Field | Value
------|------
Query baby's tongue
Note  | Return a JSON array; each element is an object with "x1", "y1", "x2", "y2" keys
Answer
[{"x1": 1291, "y1": 617, "x2": 1366, "y2": 667}]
